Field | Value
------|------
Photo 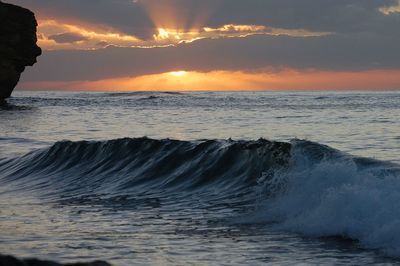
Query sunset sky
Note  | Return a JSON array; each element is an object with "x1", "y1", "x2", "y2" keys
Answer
[{"x1": 9, "y1": 0, "x2": 400, "y2": 91}]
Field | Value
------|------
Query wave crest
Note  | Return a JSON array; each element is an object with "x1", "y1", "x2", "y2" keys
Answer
[
  {"x1": 1, "y1": 137, "x2": 400, "y2": 256},
  {"x1": 0, "y1": 138, "x2": 291, "y2": 197}
]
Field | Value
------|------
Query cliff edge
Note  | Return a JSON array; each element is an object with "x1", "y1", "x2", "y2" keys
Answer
[{"x1": 0, "y1": 1, "x2": 41, "y2": 102}]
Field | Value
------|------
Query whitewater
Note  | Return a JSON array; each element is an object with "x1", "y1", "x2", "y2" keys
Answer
[{"x1": 0, "y1": 91, "x2": 399, "y2": 265}]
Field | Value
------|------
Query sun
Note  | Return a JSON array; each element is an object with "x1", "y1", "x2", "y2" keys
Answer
[
  {"x1": 156, "y1": 28, "x2": 170, "y2": 39},
  {"x1": 170, "y1": 71, "x2": 187, "y2": 77}
]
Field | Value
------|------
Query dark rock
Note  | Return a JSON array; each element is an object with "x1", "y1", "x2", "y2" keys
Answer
[
  {"x1": 0, "y1": 255, "x2": 112, "y2": 266},
  {"x1": 19, "y1": 258, "x2": 61, "y2": 266},
  {"x1": 0, "y1": 0, "x2": 41, "y2": 102},
  {"x1": 0, "y1": 255, "x2": 25, "y2": 266}
]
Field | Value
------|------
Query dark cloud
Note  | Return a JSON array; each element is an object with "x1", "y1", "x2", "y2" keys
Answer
[
  {"x1": 8, "y1": 0, "x2": 400, "y2": 38},
  {"x1": 8, "y1": 0, "x2": 155, "y2": 39},
  {"x1": 6, "y1": 0, "x2": 400, "y2": 81},
  {"x1": 208, "y1": 0, "x2": 399, "y2": 33},
  {"x1": 21, "y1": 32, "x2": 400, "y2": 82},
  {"x1": 48, "y1": 32, "x2": 88, "y2": 43}
]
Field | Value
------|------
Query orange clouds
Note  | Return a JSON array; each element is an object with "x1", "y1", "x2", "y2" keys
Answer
[
  {"x1": 18, "y1": 69, "x2": 400, "y2": 91},
  {"x1": 36, "y1": 19, "x2": 332, "y2": 50},
  {"x1": 380, "y1": 0, "x2": 400, "y2": 15},
  {"x1": 37, "y1": 19, "x2": 141, "y2": 50}
]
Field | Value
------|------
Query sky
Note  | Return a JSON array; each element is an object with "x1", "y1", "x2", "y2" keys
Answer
[{"x1": 8, "y1": 0, "x2": 400, "y2": 91}]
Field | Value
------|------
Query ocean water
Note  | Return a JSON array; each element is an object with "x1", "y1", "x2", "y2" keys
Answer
[{"x1": 0, "y1": 91, "x2": 399, "y2": 265}]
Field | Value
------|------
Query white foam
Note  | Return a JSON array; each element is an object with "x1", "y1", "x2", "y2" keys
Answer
[{"x1": 248, "y1": 142, "x2": 400, "y2": 256}]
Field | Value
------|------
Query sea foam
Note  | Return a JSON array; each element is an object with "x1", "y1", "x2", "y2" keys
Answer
[{"x1": 248, "y1": 140, "x2": 400, "y2": 256}]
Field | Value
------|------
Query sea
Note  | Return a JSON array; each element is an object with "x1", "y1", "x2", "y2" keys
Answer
[{"x1": 0, "y1": 91, "x2": 399, "y2": 265}]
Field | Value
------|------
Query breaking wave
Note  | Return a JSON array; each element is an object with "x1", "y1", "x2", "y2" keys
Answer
[{"x1": 0, "y1": 138, "x2": 399, "y2": 256}]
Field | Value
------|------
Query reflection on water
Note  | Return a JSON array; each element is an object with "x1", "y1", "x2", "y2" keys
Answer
[{"x1": 1, "y1": 192, "x2": 397, "y2": 266}]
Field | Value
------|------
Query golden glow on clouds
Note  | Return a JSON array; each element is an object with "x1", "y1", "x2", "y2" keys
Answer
[
  {"x1": 150, "y1": 24, "x2": 331, "y2": 46},
  {"x1": 204, "y1": 24, "x2": 267, "y2": 33},
  {"x1": 153, "y1": 28, "x2": 201, "y2": 43},
  {"x1": 36, "y1": 18, "x2": 332, "y2": 50},
  {"x1": 37, "y1": 20, "x2": 141, "y2": 50},
  {"x1": 380, "y1": 0, "x2": 400, "y2": 14},
  {"x1": 150, "y1": 24, "x2": 331, "y2": 44},
  {"x1": 156, "y1": 28, "x2": 173, "y2": 39},
  {"x1": 140, "y1": 0, "x2": 332, "y2": 45},
  {"x1": 204, "y1": 25, "x2": 331, "y2": 38},
  {"x1": 19, "y1": 70, "x2": 400, "y2": 91}
]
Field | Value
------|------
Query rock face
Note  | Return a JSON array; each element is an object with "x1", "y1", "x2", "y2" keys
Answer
[
  {"x1": 0, "y1": 254, "x2": 113, "y2": 266},
  {"x1": 0, "y1": 1, "x2": 41, "y2": 102}
]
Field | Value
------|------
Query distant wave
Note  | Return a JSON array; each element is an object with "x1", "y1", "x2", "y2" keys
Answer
[
  {"x1": 101, "y1": 91, "x2": 184, "y2": 98},
  {"x1": 1, "y1": 137, "x2": 399, "y2": 256}
]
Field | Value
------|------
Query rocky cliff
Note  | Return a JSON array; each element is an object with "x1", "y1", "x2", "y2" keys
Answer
[{"x1": 0, "y1": 1, "x2": 41, "y2": 102}]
